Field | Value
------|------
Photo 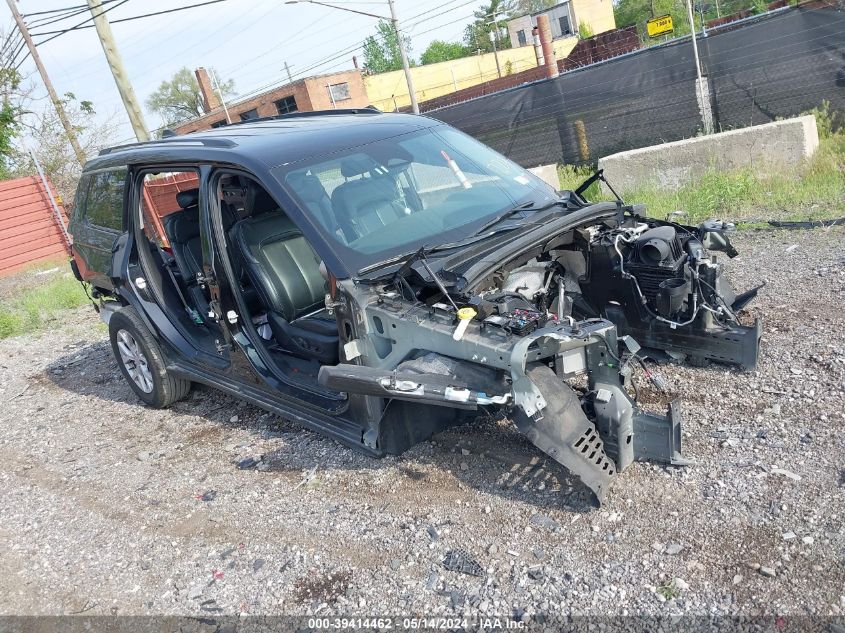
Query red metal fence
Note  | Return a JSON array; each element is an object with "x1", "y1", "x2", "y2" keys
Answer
[{"x1": 0, "y1": 175, "x2": 70, "y2": 277}]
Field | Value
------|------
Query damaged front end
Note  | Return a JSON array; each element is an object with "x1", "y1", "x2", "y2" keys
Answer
[
  {"x1": 318, "y1": 197, "x2": 760, "y2": 504},
  {"x1": 320, "y1": 280, "x2": 686, "y2": 505}
]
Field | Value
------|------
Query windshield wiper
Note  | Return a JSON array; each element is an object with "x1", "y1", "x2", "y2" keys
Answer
[
  {"x1": 474, "y1": 201, "x2": 537, "y2": 235},
  {"x1": 473, "y1": 198, "x2": 569, "y2": 236},
  {"x1": 427, "y1": 225, "x2": 518, "y2": 252}
]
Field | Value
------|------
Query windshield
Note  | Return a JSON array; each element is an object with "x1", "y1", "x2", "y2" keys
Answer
[{"x1": 273, "y1": 125, "x2": 557, "y2": 273}]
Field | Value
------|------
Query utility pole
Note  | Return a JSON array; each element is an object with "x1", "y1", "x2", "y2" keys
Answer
[
  {"x1": 209, "y1": 68, "x2": 231, "y2": 124},
  {"x1": 285, "y1": 0, "x2": 418, "y2": 114},
  {"x1": 486, "y1": 10, "x2": 507, "y2": 79},
  {"x1": 284, "y1": 61, "x2": 294, "y2": 84},
  {"x1": 686, "y1": 0, "x2": 713, "y2": 134},
  {"x1": 4, "y1": 0, "x2": 86, "y2": 166},
  {"x1": 85, "y1": 0, "x2": 150, "y2": 141},
  {"x1": 490, "y1": 28, "x2": 502, "y2": 77},
  {"x1": 387, "y1": 0, "x2": 418, "y2": 114}
]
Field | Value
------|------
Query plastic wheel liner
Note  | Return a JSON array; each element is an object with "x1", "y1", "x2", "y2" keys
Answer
[
  {"x1": 513, "y1": 363, "x2": 618, "y2": 503},
  {"x1": 508, "y1": 324, "x2": 687, "y2": 505}
]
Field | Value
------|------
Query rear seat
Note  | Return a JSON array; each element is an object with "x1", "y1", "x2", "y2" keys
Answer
[
  {"x1": 162, "y1": 189, "x2": 209, "y2": 318},
  {"x1": 162, "y1": 189, "x2": 251, "y2": 318}
]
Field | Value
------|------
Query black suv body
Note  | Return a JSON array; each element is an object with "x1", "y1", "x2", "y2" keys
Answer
[{"x1": 68, "y1": 110, "x2": 760, "y2": 503}]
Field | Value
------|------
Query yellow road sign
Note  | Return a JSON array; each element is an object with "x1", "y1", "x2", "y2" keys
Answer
[{"x1": 647, "y1": 15, "x2": 674, "y2": 37}]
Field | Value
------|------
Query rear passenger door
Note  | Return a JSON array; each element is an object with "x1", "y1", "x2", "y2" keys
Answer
[{"x1": 69, "y1": 168, "x2": 127, "y2": 291}]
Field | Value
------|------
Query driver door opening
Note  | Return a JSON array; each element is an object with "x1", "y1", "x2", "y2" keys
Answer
[{"x1": 210, "y1": 171, "x2": 345, "y2": 403}]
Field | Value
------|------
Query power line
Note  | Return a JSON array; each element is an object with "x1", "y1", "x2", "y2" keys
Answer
[
  {"x1": 0, "y1": 30, "x2": 22, "y2": 59},
  {"x1": 216, "y1": 10, "x2": 351, "y2": 78},
  {"x1": 30, "y1": 0, "x2": 230, "y2": 38},
  {"x1": 25, "y1": 4, "x2": 99, "y2": 29},
  {"x1": 411, "y1": 12, "x2": 477, "y2": 37},
  {"x1": 33, "y1": 0, "x2": 132, "y2": 47},
  {"x1": 27, "y1": 12, "x2": 85, "y2": 30},
  {"x1": 225, "y1": 0, "x2": 476, "y2": 87},
  {"x1": 220, "y1": 1, "x2": 482, "y2": 106},
  {"x1": 406, "y1": 0, "x2": 479, "y2": 24},
  {"x1": 231, "y1": 40, "x2": 365, "y2": 105},
  {"x1": 21, "y1": 0, "x2": 118, "y2": 18},
  {"x1": 44, "y1": 5, "x2": 202, "y2": 84},
  {"x1": 120, "y1": 0, "x2": 279, "y2": 94}
]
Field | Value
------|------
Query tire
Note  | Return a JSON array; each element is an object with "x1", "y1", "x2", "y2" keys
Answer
[{"x1": 109, "y1": 305, "x2": 191, "y2": 408}]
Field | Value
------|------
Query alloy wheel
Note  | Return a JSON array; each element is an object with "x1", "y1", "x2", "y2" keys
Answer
[{"x1": 116, "y1": 329, "x2": 154, "y2": 393}]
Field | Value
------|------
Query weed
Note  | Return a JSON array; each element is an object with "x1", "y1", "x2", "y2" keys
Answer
[
  {"x1": 0, "y1": 273, "x2": 88, "y2": 340},
  {"x1": 558, "y1": 130, "x2": 845, "y2": 225},
  {"x1": 805, "y1": 100, "x2": 843, "y2": 140},
  {"x1": 657, "y1": 583, "x2": 680, "y2": 600},
  {"x1": 556, "y1": 164, "x2": 599, "y2": 196}
]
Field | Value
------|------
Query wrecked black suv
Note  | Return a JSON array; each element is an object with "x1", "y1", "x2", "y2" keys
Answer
[{"x1": 68, "y1": 109, "x2": 761, "y2": 503}]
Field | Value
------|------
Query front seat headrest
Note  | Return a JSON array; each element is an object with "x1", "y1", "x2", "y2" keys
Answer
[
  {"x1": 340, "y1": 156, "x2": 378, "y2": 178},
  {"x1": 176, "y1": 188, "x2": 199, "y2": 209},
  {"x1": 246, "y1": 183, "x2": 279, "y2": 216},
  {"x1": 287, "y1": 173, "x2": 329, "y2": 203}
]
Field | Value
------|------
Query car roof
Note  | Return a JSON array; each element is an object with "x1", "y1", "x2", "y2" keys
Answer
[{"x1": 85, "y1": 110, "x2": 442, "y2": 172}]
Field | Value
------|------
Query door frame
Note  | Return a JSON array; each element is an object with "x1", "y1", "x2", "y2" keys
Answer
[
  {"x1": 203, "y1": 165, "x2": 349, "y2": 414},
  {"x1": 126, "y1": 163, "x2": 230, "y2": 370}
]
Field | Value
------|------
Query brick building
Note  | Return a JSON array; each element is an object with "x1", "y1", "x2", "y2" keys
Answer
[{"x1": 174, "y1": 68, "x2": 371, "y2": 135}]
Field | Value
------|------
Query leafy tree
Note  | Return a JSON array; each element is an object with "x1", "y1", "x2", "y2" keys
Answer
[
  {"x1": 0, "y1": 33, "x2": 30, "y2": 179},
  {"x1": 578, "y1": 21, "x2": 594, "y2": 38},
  {"x1": 511, "y1": 0, "x2": 556, "y2": 15},
  {"x1": 463, "y1": 0, "x2": 513, "y2": 54},
  {"x1": 613, "y1": 0, "x2": 746, "y2": 38},
  {"x1": 362, "y1": 21, "x2": 413, "y2": 74},
  {"x1": 11, "y1": 94, "x2": 120, "y2": 206},
  {"x1": 613, "y1": 0, "x2": 679, "y2": 36},
  {"x1": 420, "y1": 40, "x2": 469, "y2": 65},
  {"x1": 146, "y1": 67, "x2": 235, "y2": 128},
  {"x1": 0, "y1": 97, "x2": 22, "y2": 180}
]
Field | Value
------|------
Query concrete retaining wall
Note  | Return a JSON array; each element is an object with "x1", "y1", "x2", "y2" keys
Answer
[
  {"x1": 528, "y1": 164, "x2": 561, "y2": 189},
  {"x1": 597, "y1": 115, "x2": 819, "y2": 193}
]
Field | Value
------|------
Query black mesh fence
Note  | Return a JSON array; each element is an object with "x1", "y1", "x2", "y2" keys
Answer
[{"x1": 428, "y1": 4, "x2": 845, "y2": 168}]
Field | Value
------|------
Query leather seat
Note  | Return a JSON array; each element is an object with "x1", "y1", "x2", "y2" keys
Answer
[
  {"x1": 162, "y1": 189, "x2": 210, "y2": 318},
  {"x1": 287, "y1": 172, "x2": 341, "y2": 240},
  {"x1": 162, "y1": 188, "x2": 246, "y2": 316},
  {"x1": 330, "y1": 157, "x2": 408, "y2": 243},
  {"x1": 230, "y1": 186, "x2": 338, "y2": 364}
]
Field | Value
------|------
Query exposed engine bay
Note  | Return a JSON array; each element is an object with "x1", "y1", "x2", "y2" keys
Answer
[
  {"x1": 477, "y1": 216, "x2": 762, "y2": 369},
  {"x1": 320, "y1": 201, "x2": 762, "y2": 504}
]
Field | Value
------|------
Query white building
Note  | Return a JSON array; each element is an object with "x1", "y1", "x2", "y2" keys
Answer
[{"x1": 506, "y1": 0, "x2": 617, "y2": 47}]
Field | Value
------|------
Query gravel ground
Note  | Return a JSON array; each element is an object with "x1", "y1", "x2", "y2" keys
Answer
[{"x1": 0, "y1": 227, "x2": 843, "y2": 620}]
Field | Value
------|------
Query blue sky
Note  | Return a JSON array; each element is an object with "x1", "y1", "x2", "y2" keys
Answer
[{"x1": 12, "y1": 0, "x2": 489, "y2": 143}]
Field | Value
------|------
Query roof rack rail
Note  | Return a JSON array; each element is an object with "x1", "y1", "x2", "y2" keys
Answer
[
  {"x1": 99, "y1": 136, "x2": 237, "y2": 156},
  {"x1": 97, "y1": 107, "x2": 384, "y2": 155},
  {"x1": 219, "y1": 106, "x2": 383, "y2": 129}
]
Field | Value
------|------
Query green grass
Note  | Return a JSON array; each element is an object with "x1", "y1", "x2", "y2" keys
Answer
[
  {"x1": 657, "y1": 582, "x2": 681, "y2": 601},
  {"x1": 0, "y1": 273, "x2": 89, "y2": 340},
  {"x1": 557, "y1": 113, "x2": 845, "y2": 227}
]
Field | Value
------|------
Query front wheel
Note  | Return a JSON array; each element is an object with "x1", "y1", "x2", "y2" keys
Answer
[{"x1": 109, "y1": 306, "x2": 191, "y2": 408}]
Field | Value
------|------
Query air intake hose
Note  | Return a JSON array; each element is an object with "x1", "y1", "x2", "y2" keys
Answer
[{"x1": 636, "y1": 226, "x2": 677, "y2": 264}]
